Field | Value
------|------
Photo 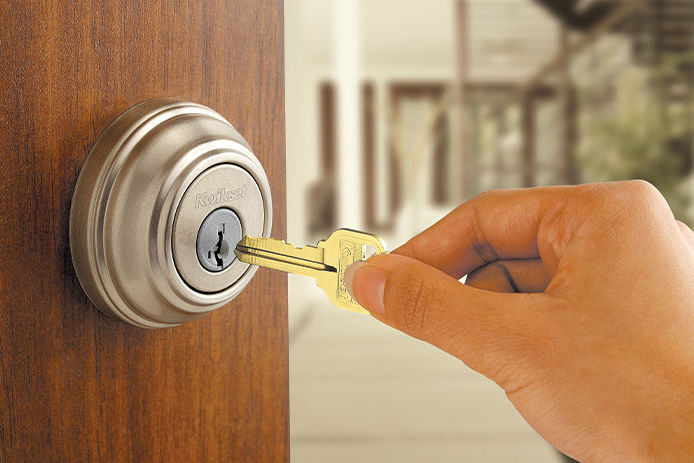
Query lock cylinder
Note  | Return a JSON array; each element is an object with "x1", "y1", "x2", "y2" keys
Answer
[
  {"x1": 70, "y1": 99, "x2": 272, "y2": 328},
  {"x1": 195, "y1": 207, "x2": 243, "y2": 273},
  {"x1": 173, "y1": 163, "x2": 265, "y2": 293}
]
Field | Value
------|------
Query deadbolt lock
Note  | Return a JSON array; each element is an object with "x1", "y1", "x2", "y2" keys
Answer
[{"x1": 70, "y1": 99, "x2": 272, "y2": 328}]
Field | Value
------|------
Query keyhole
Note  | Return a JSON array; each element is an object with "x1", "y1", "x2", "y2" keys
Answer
[
  {"x1": 196, "y1": 208, "x2": 241, "y2": 273},
  {"x1": 213, "y1": 231, "x2": 225, "y2": 267},
  {"x1": 212, "y1": 222, "x2": 227, "y2": 268}
]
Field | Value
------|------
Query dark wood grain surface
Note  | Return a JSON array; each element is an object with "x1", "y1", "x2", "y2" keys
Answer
[{"x1": 0, "y1": 1, "x2": 288, "y2": 461}]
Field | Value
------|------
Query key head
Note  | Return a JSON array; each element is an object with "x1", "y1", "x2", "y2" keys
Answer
[{"x1": 316, "y1": 229, "x2": 389, "y2": 314}]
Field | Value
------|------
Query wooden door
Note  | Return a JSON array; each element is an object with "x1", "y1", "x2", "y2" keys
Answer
[{"x1": 0, "y1": 1, "x2": 288, "y2": 461}]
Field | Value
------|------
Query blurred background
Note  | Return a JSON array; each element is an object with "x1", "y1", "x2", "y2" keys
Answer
[{"x1": 285, "y1": 0, "x2": 694, "y2": 461}]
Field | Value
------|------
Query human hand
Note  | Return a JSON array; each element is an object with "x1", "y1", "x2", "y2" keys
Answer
[{"x1": 345, "y1": 181, "x2": 694, "y2": 462}]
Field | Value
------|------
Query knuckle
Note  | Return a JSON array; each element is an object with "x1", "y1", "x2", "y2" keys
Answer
[
  {"x1": 583, "y1": 180, "x2": 671, "y2": 226},
  {"x1": 469, "y1": 193, "x2": 503, "y2": 263},
  {"x1": 626, "y1": 179, "x2": 659, "y2": 197},
  {"x1": 613, "y1": 179, "x2": 665, "y2": 209},
  {"x1": 618, "y1": 180, "x2": 671, "y2": 219},
  {"x1": 471, "y1": 230, "x2": 498, "y2": 263},
  {"x1": 537, "y1": 197, "x2": 577, "y2": 259},
  {"x1": 617, "y1": 179, "x2": 663, "y2": 204},
  {"x1": 473, "y1": 189, "x2": 503, "y2": 204}
]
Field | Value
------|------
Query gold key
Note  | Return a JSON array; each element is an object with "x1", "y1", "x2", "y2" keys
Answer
[{"x1": 234, "y1": 229, "x2": 388, "y2": 314}]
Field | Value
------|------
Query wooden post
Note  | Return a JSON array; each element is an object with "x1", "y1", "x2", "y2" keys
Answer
[
  {"x1": 456, "y1": 0, "x2": 469, "y2": 199},
  {"x1": 522, "y1": 94, "x2": 536, "y2": 187},
  {"x1": 558, "y1": 27, "x2": 578, "y2": 184},
  {"x1": 362, "y1": 82, "x2": 377, "y2": 229},
  {"x1": 495, "y1": 109, "x2": 507, "y2": 187}
]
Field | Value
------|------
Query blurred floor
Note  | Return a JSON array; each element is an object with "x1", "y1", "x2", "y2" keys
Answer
[{"x1": 289, "y1": 279, "x2": 563, "y2": 463}]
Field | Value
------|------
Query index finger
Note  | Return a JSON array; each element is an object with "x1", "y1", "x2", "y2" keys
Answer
[{"x1": 394, "y1": 185, "x2": 584, "y2": 279}]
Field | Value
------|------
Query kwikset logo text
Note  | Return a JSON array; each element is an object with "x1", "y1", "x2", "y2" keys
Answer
[{"x1": 195, "y1": 185, "x2": 248, "y2": 208}]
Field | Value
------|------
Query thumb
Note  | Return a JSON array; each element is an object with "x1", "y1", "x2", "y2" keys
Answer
[{"x1": 345, "y1": 253, "x2": 550, "y2": 382}]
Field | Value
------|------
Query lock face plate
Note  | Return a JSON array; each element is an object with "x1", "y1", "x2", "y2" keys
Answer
[
  {"x1": 173, "y1": 164, "x2": 265, "y2": 292},
  {"x1": 69, "y1": 98, "x2": 272, "y2": 328}
]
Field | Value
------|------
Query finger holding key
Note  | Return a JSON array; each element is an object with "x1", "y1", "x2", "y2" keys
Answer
[{"x1": 345, "y1": 181, "x2": 694, "y2": 462}]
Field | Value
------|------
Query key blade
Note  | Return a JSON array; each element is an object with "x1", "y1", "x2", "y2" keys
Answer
[{"x1": 235, "y1": 236, "x2": 334, "y2": 278}]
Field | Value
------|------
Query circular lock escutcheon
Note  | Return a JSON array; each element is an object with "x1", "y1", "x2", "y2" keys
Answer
[{"x1": 69, "y1": 98, "x2": 272, "y2": 329}]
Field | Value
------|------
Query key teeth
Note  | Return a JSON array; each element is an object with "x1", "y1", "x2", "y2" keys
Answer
[
  {"x1": 238, "y1": 235, "x2": 336, "y2": 252},
  {"x1": 240, "y1": 235, "x2": 290, "y2": 247},
  {"x1": 237, "y1": 235, "x2": 310, "y2": 253}
]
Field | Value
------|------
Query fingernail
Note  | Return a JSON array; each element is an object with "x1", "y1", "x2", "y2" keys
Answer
[{"x1": 345, "y1": 262, "x2": 387, "y2": 316}]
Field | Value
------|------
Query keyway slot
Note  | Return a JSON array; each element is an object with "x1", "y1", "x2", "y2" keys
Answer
[{"x1": 214, "y1": 231, "x2": 225, "y2": 267}]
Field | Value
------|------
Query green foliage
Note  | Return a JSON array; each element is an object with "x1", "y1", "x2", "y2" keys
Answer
[{"x1": 576, "y1": 61, "x2": 693, "y2": 224}]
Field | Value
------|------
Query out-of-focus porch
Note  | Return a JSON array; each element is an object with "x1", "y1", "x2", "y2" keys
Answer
[{"x1": 285, "y1": 1, "x2": 694, "y2": 461}]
